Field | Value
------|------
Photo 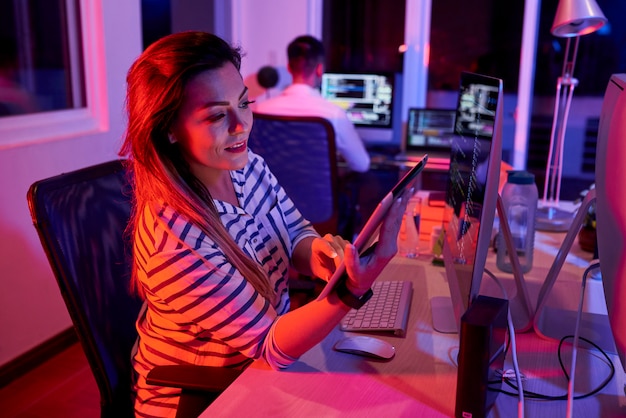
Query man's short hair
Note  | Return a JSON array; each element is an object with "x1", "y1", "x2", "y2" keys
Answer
[{"x1": 287, "y1": 35, "x2": 325, "y2": 77}]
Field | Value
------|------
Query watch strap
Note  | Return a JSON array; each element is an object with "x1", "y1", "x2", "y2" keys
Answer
[{"x1": 336, "y1": 279, "x2": 373, "y2": 310}]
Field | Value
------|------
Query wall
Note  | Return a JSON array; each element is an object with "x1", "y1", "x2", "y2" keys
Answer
[
  {"x1": 229, "y1": 0, "x2": 322, "y2": 102},
  {"x1": 0, "y1": 0, "x2": 142, "y2": 366},
  {"x1": 170, "y1": 0, "x2": 214, "y2": 34}
]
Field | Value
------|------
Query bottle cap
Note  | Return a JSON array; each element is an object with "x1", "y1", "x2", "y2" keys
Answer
[{"x1": 507, "y1": 170, "x2": 535, "y2": 185}]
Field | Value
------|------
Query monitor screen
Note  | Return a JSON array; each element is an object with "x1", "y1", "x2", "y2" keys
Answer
[
  {"x1": 321, "y1": 72, "x2": 402, "y2": 148},
  {"x1": 321, "y1": 72, "x2": 394, "y2": 128},
  {"x1": 406, "y1": 108, "x2": 456, "y2": 151},
  {"x1": 431, "y1": 72, "x2": 503, "y2": 334}
]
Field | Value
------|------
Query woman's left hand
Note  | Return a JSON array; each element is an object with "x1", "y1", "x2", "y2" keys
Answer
[
  {"x1": 309, "y1": 234, "x2": 350, "y2": 281},
  {"x1": 343, "y1": 189, "x2": 410, "y2": 295}
]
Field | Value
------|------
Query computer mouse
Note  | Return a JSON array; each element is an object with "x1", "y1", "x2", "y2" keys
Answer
[{"x1": 333, "y1": 335, "x2": 396, "y2": 360}]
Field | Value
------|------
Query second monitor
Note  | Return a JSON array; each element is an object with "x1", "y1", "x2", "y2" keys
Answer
[
  {"x1": 321, "y1": 71, "x2": 401, "y2": 145},
  {"x1": 406, "y1": 107, "x2": 456, "y2": 151},
  {"x1": 431, "y1": 71, "x2": 504, "y2": 334},
  {"x1": 434, "y1": 71, "x2": 533, "y2": 334}
]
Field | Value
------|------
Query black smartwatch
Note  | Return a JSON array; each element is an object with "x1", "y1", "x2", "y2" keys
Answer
[{"x1": 336, "y1": 279, "x2": 373, "y2": 310}]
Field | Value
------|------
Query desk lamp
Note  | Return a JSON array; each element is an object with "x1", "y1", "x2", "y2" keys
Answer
[{"x1": 536, "y1": 0, "x2": 607, "y2": 231}]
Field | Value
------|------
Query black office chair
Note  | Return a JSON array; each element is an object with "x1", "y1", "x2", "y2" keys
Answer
[
  {"x1": 27, "y1": 160, "x2": 243, "y2": 418},
  {"x1": 249, "y1": 113, "x2": 341, "y2": 237}
]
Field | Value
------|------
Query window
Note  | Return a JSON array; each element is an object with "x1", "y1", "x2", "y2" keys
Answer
[
  {"x1": 322, "y1": 0, "x2": 405, "y2": 73},
  {"x1": 534, "y1": 0, "x2": 625, "y2": 96},
  {"x1": 429, "y1": 0, "x2": 523, "y2": 93},
  {"x1": 323, "y1": 0, "x2": 625, "y2": 198},
  {"x1": 0, "y1": 0, "x2": 106, "y2": 148},
  {"x1": 0, "y1": 0, "x2": 85, "y2": 116}
]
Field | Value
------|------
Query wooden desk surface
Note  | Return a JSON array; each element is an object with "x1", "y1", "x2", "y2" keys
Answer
[{"x1": 201, "y1": 232, "x2": 626, "y2": 417}]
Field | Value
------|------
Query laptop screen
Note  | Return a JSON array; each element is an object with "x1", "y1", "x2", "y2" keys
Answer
[{"x1": 405, "y1": 108, "x2": 456, "y2": 153}]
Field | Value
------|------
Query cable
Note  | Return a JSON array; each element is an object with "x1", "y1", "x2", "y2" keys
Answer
[
  {"x1": 498, "y1": 335, "x2": 615, "y2": 401},
  {"x1": 484, "y1": 268, "x2": 524, "y2": 418},
  {"x1": 566, "y1": 260, "x2": 600, "y2": 418},
  {"x1": 558, "y1": 335, "x2": 615, "y2": 399},
  {"x1": 493, "y1": 260, "x2": 615, "y2": 405},
  {"x1": 567, "y1": 260, "x2": 600, "y2": 418}
]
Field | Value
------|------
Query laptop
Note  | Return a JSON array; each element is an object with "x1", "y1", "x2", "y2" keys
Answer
[
  {"x1": 317, "y1": 154, "x2": 428, "y2": 300},
  {"x1": 395, "y1": 107, "x2": 456, "y2": 166}
]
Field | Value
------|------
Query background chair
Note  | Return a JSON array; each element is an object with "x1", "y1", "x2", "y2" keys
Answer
[
  {"x1": 248, "y1": 113, "x2": 342, "y2": 237},
  {"x1": 27, "y1": 160, "x2": 242, "y2": 418}
]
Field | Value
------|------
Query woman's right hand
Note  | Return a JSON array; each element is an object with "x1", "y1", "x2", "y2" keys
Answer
[
  {"x1": 343, "y1": 191, "x2": 410, "y2": 296},
  {"x1": 309, "y1": 233, "x2": 350, "y2": 281}
]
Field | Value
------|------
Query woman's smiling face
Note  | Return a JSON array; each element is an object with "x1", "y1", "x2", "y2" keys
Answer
[{"x1": 170, "y1": 62, "x2": 254, "y2": 186}]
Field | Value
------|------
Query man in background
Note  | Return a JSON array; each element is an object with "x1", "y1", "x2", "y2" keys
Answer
[
  {"x1": 255, "y1": 35, "x2": 369, "y2": 239},
  {"x1": 254, "y1": 35, "x2": 370, "y2": 173}
]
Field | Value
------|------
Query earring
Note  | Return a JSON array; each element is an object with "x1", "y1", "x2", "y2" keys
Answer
[{"x1": 168, "y1": 133, "x2": 177, "y2": 144}]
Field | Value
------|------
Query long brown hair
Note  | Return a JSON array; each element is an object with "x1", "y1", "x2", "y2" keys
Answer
[{"x1": 119, "y1": 31, "x2": 274, "y2": 301}]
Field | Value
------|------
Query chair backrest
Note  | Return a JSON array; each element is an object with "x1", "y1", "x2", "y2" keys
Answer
[
  {"x1": 248, "y1": 113, "x2": 340, "y2": 236},
  {"x1": 27, "y1": 160, "x2": 141, "y2": 417}
]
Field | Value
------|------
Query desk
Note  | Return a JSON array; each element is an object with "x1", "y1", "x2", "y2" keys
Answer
[{"x1": 201, "y1": 231, "x2": 626, "y2": 417}]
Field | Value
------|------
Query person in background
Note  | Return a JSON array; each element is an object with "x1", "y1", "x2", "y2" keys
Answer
[
  {"x1": 255, "y1": 35, "x2": 370, "y2": 239},
  {"x1": 119, "y1": 31, "x2": 408, "y2": 417},
  {"x1": 255, "y1": 35, "x2": 370, "y2": 173}
]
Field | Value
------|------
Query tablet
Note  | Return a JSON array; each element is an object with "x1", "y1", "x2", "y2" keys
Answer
[{"x1": 317, "y1": 154, "x2": 429, "y2": 300}]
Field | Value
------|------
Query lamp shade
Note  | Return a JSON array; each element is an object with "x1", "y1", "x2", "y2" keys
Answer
[{"x1": 551, "y1": 0, "x2": 608, "y2": 37}]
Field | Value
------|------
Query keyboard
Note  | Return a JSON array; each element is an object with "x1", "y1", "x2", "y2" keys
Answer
[{"x1": 340, "y1": 280, "x2": 413, "y2": 337}]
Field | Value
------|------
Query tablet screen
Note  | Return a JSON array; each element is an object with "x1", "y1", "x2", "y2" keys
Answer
[{"x1": 317, "y1": 154, "x2": 428, "y2": 300}]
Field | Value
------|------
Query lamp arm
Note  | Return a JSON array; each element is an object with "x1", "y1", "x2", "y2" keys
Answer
[
  {"x1": 561, "y1": 36, "x2": 581, "y2": 81},
  {"x1": 542, "y1": 36, "x2": 581, "y2": 206}
]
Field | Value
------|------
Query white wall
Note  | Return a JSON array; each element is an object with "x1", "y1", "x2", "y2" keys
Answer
[
  {"x1": 230, "y1": 0, "x2": 322, "y2": 102},
  {"x1": 0, "y1": 0, "x2": 142, "y2": 366}
]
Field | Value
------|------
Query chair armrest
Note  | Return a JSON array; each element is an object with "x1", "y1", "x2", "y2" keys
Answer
[{"x1": 146, "y1": 365, "x2": 243, "y2": 392}]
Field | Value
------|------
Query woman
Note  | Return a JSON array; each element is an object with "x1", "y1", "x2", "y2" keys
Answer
[{"x1": 119, "y1": 31, "x2": 408, "y2": 416}]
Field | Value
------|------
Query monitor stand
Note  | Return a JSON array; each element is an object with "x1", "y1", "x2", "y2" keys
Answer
[
  {"x1": 534, "y1": 189, "x2": 618, "y2": 355},
  {"x1": 430, "y1": 236, "x2": 466, "y2": 334},
  {"x1": 430, "y1": 296, "x2": 459, "y2": 334},
  {"x1": 430, "y1": 195, "x2": 534, "y2": 334}
]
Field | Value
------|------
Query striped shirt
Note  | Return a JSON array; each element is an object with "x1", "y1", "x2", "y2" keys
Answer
[{"x1": 132, "y1": 151, "x2": 319, "y2": 417}]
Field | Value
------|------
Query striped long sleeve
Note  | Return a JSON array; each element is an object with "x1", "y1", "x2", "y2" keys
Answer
[{"x1": 132, "y1": 151, "x2": 318, "y2": 417}]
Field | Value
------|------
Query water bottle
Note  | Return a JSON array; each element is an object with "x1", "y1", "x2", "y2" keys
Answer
[
  {"x1": 496, "y1": 171, "x2": 538, "y2": 273},
  {"x1": 398, "y1": 196, "x2": 421, "y2": 258}
]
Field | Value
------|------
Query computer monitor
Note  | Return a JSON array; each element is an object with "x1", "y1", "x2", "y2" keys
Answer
[
  {"x1": 321, "y1": 72, "x2": 399, "y2": 145},
  {"x1": 594, "y1": 72, "x2": 626, "y2": 372},
  {"x1": 430, "y1": 72, "x2": 504, "y2": 334},
  {"x1": 405, "y1": 107, "x2": 456, "y2": 152}
]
